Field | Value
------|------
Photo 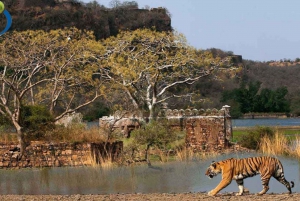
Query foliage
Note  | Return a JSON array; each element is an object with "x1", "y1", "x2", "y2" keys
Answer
[
  {"x1": 0, "y1": 28, "x2": 105, "y2": 152},
  {"x1": 131, "y1": 120, "x2": 177, "y2": 149},
  {"x1": 238, "y1": 126, "x2": 275, "y2": 150},
  {"x1": 289, "y1": 89, "x2": 300, "y2": 116},
  {"x1": 81, "y1": 101, "x2": 110, "y2": 122},
  {"x1": 109, "y1": 0, "x2": 138, "y2": 9},
  {"x1": 100, "y1": 28, "x2": 219, "y2": 118},
  {"x1": 6, "y1": 1, "x2": 171, "y2": 40},
  {"x1": 20, "y1": 105, "x2": 54, "y2": 140},
  {"x1": 130, "y1": 120, "x2": 178, "y2": 161},
  {"x1": 221, "y1": 81, "x2": 290, "y2": 116}
]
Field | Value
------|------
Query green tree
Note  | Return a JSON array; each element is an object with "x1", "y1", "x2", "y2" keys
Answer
[
  {"x1": 100, "y1": 28, "x2": 219, "y2": 118},
  {"x1": 221, "y1": 81, "x2": 290, "y2": 115},
  {"x1": 20, "y1": 105, "x2": 54, "y2": 140},
  {"x1": 130, "y1": 120, "x2": 177, "y2": 163}
]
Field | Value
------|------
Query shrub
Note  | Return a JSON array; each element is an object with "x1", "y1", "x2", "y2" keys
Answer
[
  {"x1": 238, "y1": 126, "x2": 275, "y2": 150},
  {"x1": 129, "y1": 120, "x2": 179, "y2": 162},
  {"x1": 20, "y1": 105, "x2": 55, "y2": 140}
]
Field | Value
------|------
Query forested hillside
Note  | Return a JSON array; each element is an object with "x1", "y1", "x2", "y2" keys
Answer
[
  {"x1": 0, "y1": 0, "x2": 299, "y2": 123},
  {"x1": 0, "y1": 0, "x2": 171, "y2": 39},
  {"x1": 191, "y1": 56, "x2": 300, "y2": 117}
]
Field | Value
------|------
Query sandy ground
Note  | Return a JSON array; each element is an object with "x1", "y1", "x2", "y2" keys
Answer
[{"x1": 0, "y1": 192, "x2": 299, "y2": 201}]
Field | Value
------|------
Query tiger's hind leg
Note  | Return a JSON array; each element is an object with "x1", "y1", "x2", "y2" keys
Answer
[
  {"x1": 273, "y1": 174, "x2": 293, "y2": 194},
  {"x1": 257, "y1": 175, "x2": 271, "y2": 195}
]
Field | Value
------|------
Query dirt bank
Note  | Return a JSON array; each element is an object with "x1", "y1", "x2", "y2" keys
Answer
[{"x1": 0, "y1": 192, "x2": 298, "y2": 201}]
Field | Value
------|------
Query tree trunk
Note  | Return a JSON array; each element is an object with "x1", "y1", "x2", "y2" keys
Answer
[
  {"x1": 125, "y1": 89, "x2": 139, "y2": 110},
  {"x1": 148, "y1": 104, "x2": 156, "y2": 121},
  {"x1": 12, "y1": 120, "x2": 26, "y2": 156},
  {"x1": 145, "y1": 144, "x2": 151, "y2": 165}
]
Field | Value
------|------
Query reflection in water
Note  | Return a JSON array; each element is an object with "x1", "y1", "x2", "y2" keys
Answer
[{"x1": 0, "y1": 153, "x2": 298, "y2": 195}]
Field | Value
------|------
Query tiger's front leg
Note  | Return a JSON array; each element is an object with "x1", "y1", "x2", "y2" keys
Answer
[
  {"x1": 236, "y1": 179, "x2": 244, "y2": 196},
  {"x1": 208, "y1": 179, "x2": 232, "y2": 196}
]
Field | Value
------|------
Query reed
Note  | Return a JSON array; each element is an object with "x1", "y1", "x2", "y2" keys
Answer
[
  {"x1": 87, "y1": 148, "x2": 115, "y2": 168},
  {"x1": 175, "y1": 147, "x2": 215, "y2": 161},
  {"x1": 259, "y1": 131, "x2": 290, "y2": 155},
  {"x1": 0, "y1": 132, "x2": 18, "y2": 144},
  {"x1": 292, "y1": 136, "x2": 300, "y2": 158},
  {"x1": 45, "y1": 124, "x2": 106, "y2": 143}
]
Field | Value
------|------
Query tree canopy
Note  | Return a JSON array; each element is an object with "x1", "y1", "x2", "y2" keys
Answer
[
  {"x1": 221, "y1": 81, "x2": 290, "y2": 117},
  {"x1": 99, "y1": 28, "x2": 218, "y2": 118},
  {"x1": 0, "y1": 28, "x2": 106, "y2": 152}
]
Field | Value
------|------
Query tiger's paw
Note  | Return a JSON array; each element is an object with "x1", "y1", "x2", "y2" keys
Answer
[
  {"x1": 243, "y1": 188, "x2": 250, "y2": 193},
  {"x1": 235, "y1": 192, "x2": 243, "y2": 196},
  {"x1": 208, "y1": 191, "x2": 216, "y2": 196}
]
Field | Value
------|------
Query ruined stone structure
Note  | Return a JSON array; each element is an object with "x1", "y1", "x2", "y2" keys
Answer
[
  {"x1": 55, "y1": 112, "x2": 83, "y2": 127},
  {"x1": 0, "y1": 141, "x2": 122, "y2": 169},
  {"x1": 99, "y1": 110, "x2": 144, "y2": 138},
  {"x1": 99, "y1": 105, "x2": 232, "y2": 152},
  {"x1": 184, "y1": 105, "x2": 232, "y2": 152}
]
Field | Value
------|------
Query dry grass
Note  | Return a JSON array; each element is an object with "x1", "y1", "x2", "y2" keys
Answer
[
  {"x1": 175, "y1": 147, "x2": 218, "y2": 161},
  {"x1": 87, "y1": 149, "x2": 114, "y2": 168},
  {"x1": 154, "y1": 149, "x2": 168, "y2": 163},
  {"x1": 292, "y1": 136, "x2": 300, "y2": 158},
  {"x1": 0, "y1": 132, "x2": 18, "y2": 144},
  {"x1": 259, "y1": 131, "x2": 290, "y2": 155},
  {"x1": 45, "y1": 124, "x2": 106, "y2": 143},
  {"x1": 0, "y1": 124, "x2": 107, "y2": 144},
  {"x1": 259, "y1": 130, "x2": 300, "y2": 159}
]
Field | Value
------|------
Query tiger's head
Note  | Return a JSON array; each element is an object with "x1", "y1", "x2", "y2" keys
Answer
[{"x1": 205, "y1": 161, "x2": 222, "y2": 179}]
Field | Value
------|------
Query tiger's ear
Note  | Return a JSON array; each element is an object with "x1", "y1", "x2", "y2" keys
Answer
[{"x1": 211, "y1": 161, "x2": 216, "y2": 168}]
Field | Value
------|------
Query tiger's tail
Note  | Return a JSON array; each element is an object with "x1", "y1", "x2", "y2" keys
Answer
[{"x1": 290, "y1": 181, "x2": 295, "y2": 188}]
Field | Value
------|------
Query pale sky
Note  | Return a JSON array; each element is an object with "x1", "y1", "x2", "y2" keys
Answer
[{"x1": 81, "y1": 0, "x2": 300, "y2": 61}]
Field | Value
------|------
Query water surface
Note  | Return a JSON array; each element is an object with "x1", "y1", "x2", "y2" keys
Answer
[
  {"x1": 0, "y1": 153, "x2": 298, "y2": 195},
  {"x1": 232, "y1": 118, "x2": 300, "y2": 127}
]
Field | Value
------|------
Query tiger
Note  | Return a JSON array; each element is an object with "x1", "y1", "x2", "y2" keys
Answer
[{"x1": 205, "y1": 156, "x2": 294, "y2": 196}]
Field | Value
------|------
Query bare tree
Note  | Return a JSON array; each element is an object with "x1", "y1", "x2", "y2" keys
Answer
[{"x1": 0, "y1": 28, "x2": 106, "y2": 153}]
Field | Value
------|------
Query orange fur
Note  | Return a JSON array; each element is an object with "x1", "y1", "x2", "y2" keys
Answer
[{"x1": 205, "y1": 156, "x2": 294, "y2": 196}]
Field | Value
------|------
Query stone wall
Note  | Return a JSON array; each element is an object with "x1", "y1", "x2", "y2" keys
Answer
[
  {"x1": 100, "y1": 105, "x2": 232, "y2": 152},
  {"x1": 55, "y1": 112, "x2": 83, "y2": 127},
  {"x1": 0, "y1": 141, "x2": 123, "y2": 169},
  {"x1": 162, "y1": 105, "x2": 232, "y2": 152}
]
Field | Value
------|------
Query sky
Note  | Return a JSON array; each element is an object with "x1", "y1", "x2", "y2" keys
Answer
[{"x1": 81, "y1": 0, "x2": 300, "y2": 61}]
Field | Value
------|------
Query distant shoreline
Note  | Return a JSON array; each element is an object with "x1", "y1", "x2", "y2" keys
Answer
[
  {"x1": 233, "y1": 125, "x2": 300, "y2": 130},
  {"x1": 240, "y1": 113, "x2": 299, "y2": 119}
]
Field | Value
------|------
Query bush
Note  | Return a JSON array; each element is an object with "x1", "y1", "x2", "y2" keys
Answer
[
  {"x1": 129, "y1": 120, "x2": 180, "y2": 162},
  {"x1": 238, "y1": 126, "x2": 275, "y2": 150},
  {"x1": 20, "y1": 105, "x2": 55, "y2": 140}
]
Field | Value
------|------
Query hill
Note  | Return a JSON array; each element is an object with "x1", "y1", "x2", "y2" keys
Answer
[{"x1": 0, "y1": 0, "x2": 171, "y2": 40}]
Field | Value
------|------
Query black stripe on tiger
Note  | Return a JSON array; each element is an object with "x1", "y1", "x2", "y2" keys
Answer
[{"x1": 205, "y1": 156, "x2": 294, "y2": 196}]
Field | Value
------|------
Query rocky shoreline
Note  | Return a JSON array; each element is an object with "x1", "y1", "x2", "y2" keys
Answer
[{"x1": 0, "y1": 192, "x2": 299, "y2": 201}]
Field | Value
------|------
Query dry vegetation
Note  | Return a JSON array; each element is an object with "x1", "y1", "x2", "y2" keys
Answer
[{"x1": 259, "y1": 130, "x2": 300, "y2": 158}]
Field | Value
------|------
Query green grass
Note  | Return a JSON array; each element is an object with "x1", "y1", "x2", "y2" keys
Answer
[{"x1": 233, "y1": 127, "x2": 300, "y2": 143}]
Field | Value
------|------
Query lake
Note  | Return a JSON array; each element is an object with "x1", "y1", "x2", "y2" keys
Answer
[
  {"x1": 2, "y1": 119, "x2": 298, "y2": 195},
  {"x1": 232, "y1": 118, "x2": 300, "y2": 128},
  {"x1": 0, "y1": 153, "x2": 298, "y2": 195}
]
